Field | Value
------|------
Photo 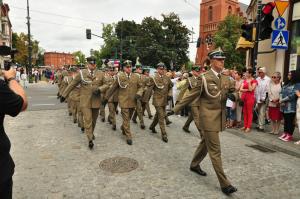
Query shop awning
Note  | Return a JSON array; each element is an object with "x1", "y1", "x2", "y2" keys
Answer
[{"x1": 235, "y1": 37, "x2": 255, "y2": 51}]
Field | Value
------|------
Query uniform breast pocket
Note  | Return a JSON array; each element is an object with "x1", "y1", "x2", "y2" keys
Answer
[{"x1": 207, "y1": 83, "x2": 219, "y2": 95}]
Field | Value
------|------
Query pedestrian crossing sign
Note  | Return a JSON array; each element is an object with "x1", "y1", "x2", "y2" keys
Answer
[{"x1": 271, "y1": 30, "x2": 289, "y2": 50}]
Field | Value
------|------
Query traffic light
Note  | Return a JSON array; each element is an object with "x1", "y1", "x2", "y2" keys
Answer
[
  {"x1": 196, "y1": 38, "x2": 201, "y2": 48},
  {"x1": 241, "y1": 23, "x2": 254, "y2": 41},
  {"x1": 259, "y1": 2, "x2": 275, "y2": 40},
  {"x1": 86, "y1": 29, "x2": 91, "y2": 39}
]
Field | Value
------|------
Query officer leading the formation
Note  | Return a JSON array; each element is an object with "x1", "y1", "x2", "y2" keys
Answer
[
  {"x1": 61, "y1": 56, "x2": 105, "y2": 149},
  {"x1": 169, "y1": 48, "x2": 238, "y2": 195}
]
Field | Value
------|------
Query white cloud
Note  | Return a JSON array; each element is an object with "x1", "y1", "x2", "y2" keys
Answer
[{"x1": 5, "y1": 0, "x2": 250, "y2": 62}]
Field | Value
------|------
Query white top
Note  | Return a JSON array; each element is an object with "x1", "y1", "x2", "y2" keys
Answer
[
  {"x1": 256, "y1": 75, "x2": 271, "y2": 103},
  {"x1": 268, "y1": 82, "x2": 281, "y2": 107}
]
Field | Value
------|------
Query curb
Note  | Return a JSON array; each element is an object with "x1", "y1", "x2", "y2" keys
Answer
[{"x1": 226, "y1": 128, "x2": 300, "y2": 158}]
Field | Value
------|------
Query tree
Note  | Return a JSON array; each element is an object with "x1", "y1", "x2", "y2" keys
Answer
[
  {"x1": 12, "y1": 32, "x2": 40, "y2": 66},
  {"x1": 213, "y1": 15, "x2": 246, "y2": 70},
  {"x1": 99, "y1": 23, "x2": 119, "y2": 60},
  {"x1": 72, "y1": 51, "x2": 86, "y2": 66},
  {"x1": 98, "y1": 13, "x2": 190, "y2": 70}
]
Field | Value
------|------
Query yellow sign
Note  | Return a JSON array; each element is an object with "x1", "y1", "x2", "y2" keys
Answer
[{"x1": 275, "y1": 0, "x2": 289, "y2": 16}]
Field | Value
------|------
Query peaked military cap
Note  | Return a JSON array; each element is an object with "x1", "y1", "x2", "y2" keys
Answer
[
  {"x1": 86, "y1": 56, "x2": 96, "y2": 64},
  {"x1": 156, "y1": 62, "x2": 166, "y2": 69},
  {"x1": 135, "y1": 63, "x2": 142, "y2": 69},
  {"x1": 123, "y1": 60, "x2": 132, "y2": 67},
  {"x1": 208, "y1": 48, "x2": 226, "y2": 59},
  {"x1": 143, "y1": 68, "x2": 150, "y2": 74}
]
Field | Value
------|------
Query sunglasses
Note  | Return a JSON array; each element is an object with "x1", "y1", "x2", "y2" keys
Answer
[{"x1": 271, "y1": 76, "x2": 279, "y2": 79}]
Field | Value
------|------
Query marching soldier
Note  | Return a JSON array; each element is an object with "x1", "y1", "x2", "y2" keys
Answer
[
  {"x1": 132, "y1": 64, "x2": 146, "y2": 129},
  {"x1": 55, "y1": 67, "x2": 63, "y2": 98},
  {"x1": 169, "y1": 48, "x2": 238, "y2": 195},
  {"x1": 141, "y1": 68, "x2": 153, "y2": 119},
  {"x1": 61, "y1": 56, "x2": 105, "y2": 149},
  {"x1": 99, "y1": 68, "x2": 108, "y2": 123},
  {"x1": 58, "y1": 68, "x2": 69, "y2": 100},
  {"x1": 105, "y1": 60, "x2": 143, "y2": 145},
  {"x1": 148, "y1": 62, "x2": 173, "y2": 143},
  {"x1": 103, "y1": 66, "x2": 118, "y2": 130},
  {"x1": 181, "y1": 66, "x2": 203, "y2": 133}
]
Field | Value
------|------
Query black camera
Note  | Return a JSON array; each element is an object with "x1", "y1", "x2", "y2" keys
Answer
[{"x1": 4, "y1": 61, "x2": 11, "y2": 71}]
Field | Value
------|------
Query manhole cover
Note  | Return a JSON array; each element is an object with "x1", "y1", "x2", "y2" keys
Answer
[
  {"x1": 247, "y1": 144, "x2": 276, "y2": 153},
  {"x1": 99, "y1": 157, "x2": 139, "y2": 173}
]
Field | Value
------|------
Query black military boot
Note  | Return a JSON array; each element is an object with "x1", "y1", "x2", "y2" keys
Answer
[
  {"x1": 162, "y1": 136, "x2": 168, "y2": 143},
  {"x1": 88, "y1": 141, "x2": 94, "y2": 149},
  {"x1": 140, "y1": 124, "x2": 146, "y2": 130},
  {"x1": 149, "y1": 126, "x2": 157, "y2": 134},
  {"x1": 126, "y1": 139, "x2": 132, "y2": 145},
  {"x1": 112, "y1": 125, "x2": 116, "y2": 131}
]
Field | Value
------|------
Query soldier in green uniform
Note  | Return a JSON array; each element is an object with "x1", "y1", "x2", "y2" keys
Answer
[
  {"x1": 168, "y1": 48, "x2": 238, "y2": 195},
  {"x1": 61, "y1": 57, "x2": 105, "y2": 149},
  {"x1": 55, "y1": 67, "x2": 63, "y2": 98},
  {"x1": 141, "y1": 68, "x2": 153, "y2": 119},
  {"x1": 181, "y1": 66, "x2": 203, "y2": 133},
  {"x1": 105, "y1": 60, "x2": 143, "y2": 145},
  {"x1": 99, "y1": 67, "x2": 108, "y2": 123},
  {"x1": 132, "y1": 64, "x2": 146, "y2": 129},
  {"x1": 148, "y1": 62, "x2": 173, "y2": 143}
]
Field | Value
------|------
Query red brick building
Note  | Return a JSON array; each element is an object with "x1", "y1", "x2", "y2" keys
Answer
[
  {"x1": 44, "y1": 52, "x2": 75, "y2": 69},
  {"x1": 195, "y1": 0, "x2": 247, "y2": 65}
]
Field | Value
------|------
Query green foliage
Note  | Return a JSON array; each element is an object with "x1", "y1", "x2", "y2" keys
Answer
[
  {"x1": 72, "y1": 51, "x2": 86, "y2": 66},
  {"x1": 12, "y1": 32, "x2": 40, "y2": 66},
  {"x1": 98, "y1": 13, "x2": 190, "y2": 70},
  {"x1": 213, "y1": 15, "x2": 246, "y2": 70}
]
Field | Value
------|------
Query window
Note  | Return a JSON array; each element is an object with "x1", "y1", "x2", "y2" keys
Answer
[
  {"x1": 208, "y1": 6, "x2": 213, "y2": 22},
  {"x1": 228, "y1": 6, "x2": 232, "y2": 15}
]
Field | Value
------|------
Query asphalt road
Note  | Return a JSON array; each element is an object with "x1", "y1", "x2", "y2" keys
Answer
[{"x1": 26, "y1": 82, "x2": 66, "y2": 111}]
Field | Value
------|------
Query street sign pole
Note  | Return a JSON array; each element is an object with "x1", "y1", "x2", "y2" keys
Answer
[{"x1": 253, "y1": 0, "x2": 262, "y2": 74}]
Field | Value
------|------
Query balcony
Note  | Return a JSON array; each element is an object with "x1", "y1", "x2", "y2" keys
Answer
[{"x1": 203, "y1": 23, "x2": 219, "y2": 32}]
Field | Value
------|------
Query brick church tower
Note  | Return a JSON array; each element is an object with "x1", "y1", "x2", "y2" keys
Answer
[{"x1": 195, "y1": 0, "x2": 246, "y2": 66}]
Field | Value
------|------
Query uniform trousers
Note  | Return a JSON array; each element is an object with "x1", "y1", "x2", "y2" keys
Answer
[
  {"x1": 183, "y1": 106, "x2": 202, "y2": 133},
  {"x1": 81, "y1": 108, "x2": 99, "y2": 141},
  {"x1": 132, "y1": 100, "x2": 144, "y2": 125},
  {"x1": 77, "y1": 102, "x2": 84, "y2": 128},
  {"x1": 121, "y1": 108, "x2": 135, "y2": 139},
  {"x1": 190, "y1": 130, "x2": 231, "y2": 188},
  {"x1": 143, "y1": 102, "x2": 152, "y2": 117},
  {"x1": 108, "y1": 102, "x2": 118, "y2": 125},
  {"x1": 99, "y1": 101, "x2": 106, "y2": 120},
  {"x1": 150, "y1": 106, "x2": 167, "y2": 137}
]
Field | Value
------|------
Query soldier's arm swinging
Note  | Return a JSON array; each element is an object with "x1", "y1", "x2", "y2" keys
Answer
[
  {"x1": 171, "y1": 79, "x2": 203, "y2": 114},
  {"x1": 61, "y1": 73, "x2": 81, "y2": 101}
]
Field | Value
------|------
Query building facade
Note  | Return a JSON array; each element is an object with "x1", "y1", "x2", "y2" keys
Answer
[
  {"x1": 0, "y1": 3, "x2": 12, "y2": 69},
  {"x1": 244, "y1": 0, "x2": 297, "y2": 78},
  {"x1": 44, "y1": 52, "x2": 75, "y2": 69},
  {"x1": 195, "y1": 0, "x2": 247, "y2": 65}
]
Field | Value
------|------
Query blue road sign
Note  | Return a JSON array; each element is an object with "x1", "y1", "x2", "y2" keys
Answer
[
  {"x1": 271, "y1": 30, "x2": 289, "y2": 50},
  {"x1": 274, "y1": 17, "x2": 286, "y2": 30}
]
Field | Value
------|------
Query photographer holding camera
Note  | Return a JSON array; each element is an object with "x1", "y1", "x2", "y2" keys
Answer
[{"x1": 0, "y1": 67, "x2": 28, "y2": 199}]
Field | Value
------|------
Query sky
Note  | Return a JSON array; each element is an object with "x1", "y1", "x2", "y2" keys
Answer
[{"x1": 5, "y1": 0, "x2": 251, "y2": 62}]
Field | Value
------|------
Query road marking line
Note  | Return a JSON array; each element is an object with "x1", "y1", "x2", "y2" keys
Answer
[{"x1": 32, "y1": 104, "x2": 56, "y2": 106}]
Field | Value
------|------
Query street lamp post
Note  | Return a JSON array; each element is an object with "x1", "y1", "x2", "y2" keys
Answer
[{"x1": 26, "y1": 0, "x2": 32, "y2": 79}]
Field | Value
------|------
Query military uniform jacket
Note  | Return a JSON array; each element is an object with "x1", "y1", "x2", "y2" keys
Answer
[
  {"x1": 55, "y1": 71, "x2": 63, "y2": 86},
  {"x1": 68, "y1": 76, "x2": 80, "y2": 102},
  {"x1": 187, "y1": 76, "x2": 202, "y2": 106},
  {"x1": 102, "y1": 75, "x2": 118, "y2": 103},
  {"x1": 62, "y1": 69, "x2": 104, "y2": 108},
  {"x1": 105, "y1": 72, "x2": 143, "y2": 109},
  {"x1": 60, "y1": 74, "x2": 72, "y2": 95},
  {"x1": 173, "y1": 69, "x2": 235, "y2": 132},
  {"x1": 141, "y1": 76, "x2": 153, "y2": 103},
  {"x1": 149, "y1": 74, "x2": 173, "y2": 107}
]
